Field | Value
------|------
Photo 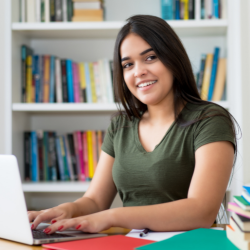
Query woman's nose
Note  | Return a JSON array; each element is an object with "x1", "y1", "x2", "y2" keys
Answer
[{"x1": 134, "y1": 63, "x2": 147, "y2": 78}]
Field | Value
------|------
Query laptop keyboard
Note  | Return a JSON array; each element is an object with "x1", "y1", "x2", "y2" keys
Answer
[{"x1": 32, "y1": 229, "x2": 74, "y2": 239}]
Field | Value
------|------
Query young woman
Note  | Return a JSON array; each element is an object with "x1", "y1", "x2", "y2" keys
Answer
[{"x1": 29, "y1": 15, "x2": 239, "y2": 234}]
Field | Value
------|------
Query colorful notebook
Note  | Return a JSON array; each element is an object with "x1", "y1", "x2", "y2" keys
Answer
[
  {"x1": 42, "y1": 235, "x2": 155, "y2": 250},
  {"x1": 136, "y1": 228, "x2": 238, "y2": 250}
]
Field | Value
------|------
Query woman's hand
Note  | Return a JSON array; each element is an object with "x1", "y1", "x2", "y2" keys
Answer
[
  {"x1": 43, "y1": 209, "x2": 114, "y2": 234},
  {"x1": 28, "y1": 202, "x2": 78, "y2": 229}
]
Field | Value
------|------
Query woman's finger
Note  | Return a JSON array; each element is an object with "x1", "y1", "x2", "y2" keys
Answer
[{"x1": 45, "y1": 218, "x2": 80, "y2": 234}]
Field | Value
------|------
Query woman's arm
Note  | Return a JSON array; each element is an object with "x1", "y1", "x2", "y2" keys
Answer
[{"x1": 45, "y1": 140, "x2": 234, "y2": 233}]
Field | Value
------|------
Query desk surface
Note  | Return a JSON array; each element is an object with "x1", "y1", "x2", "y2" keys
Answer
[{"x1": 0, "y1": 224, "x2": 226, "y2": 250}]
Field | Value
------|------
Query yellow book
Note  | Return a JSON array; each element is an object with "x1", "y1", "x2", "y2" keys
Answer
[
  {"x1": 200, "y1": 53, "x2": 213, "y2": 100},
  {"x1": 87, "y1": 130, "x2": 94, "y2": 178},
  {"x1": 79, "y1": 63, "x2": 86, "y2": 102},
  {"x1": 26, "y1": 55, "x2": 33, "y2": 103},
  {"x1": 43, "y1": 55, "x2": 50, "y2": 103},
  {"x1": 89, "y1": 62, "x2": 97, "y2": 103},
  {"x1": 181, "y1": 0, "x2": 189, "y2": 20},
  {"x1": 212, "y1": 58, "x2": 226, "y2": 101}
]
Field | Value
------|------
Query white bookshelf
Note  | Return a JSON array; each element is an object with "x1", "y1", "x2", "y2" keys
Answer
[{"x1": 1, "y1": 0, "x2": 242, "y2": 209}]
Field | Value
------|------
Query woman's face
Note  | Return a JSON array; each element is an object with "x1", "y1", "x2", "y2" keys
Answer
[{"x1": 120, "y1": 33, "x2": 174, "y2": 107}]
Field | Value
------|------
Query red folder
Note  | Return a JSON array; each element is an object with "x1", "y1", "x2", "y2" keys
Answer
[{"x1": 42, "y1": 235, "x2": 155, "y2": 250}]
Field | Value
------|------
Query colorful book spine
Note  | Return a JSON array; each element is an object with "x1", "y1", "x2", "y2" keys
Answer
[
  {"x1": 37, "y1": 130, "x2": 44, "y2": 181},
  {"x1": 67, "y1": 134, "x2": 78, "y2": 180},
  {"x1": 200, "y1": 53, "x2": 213, "y2": 100},
  {"x1": 66, "y1": 59, "x2": 74, "y2": 102},
  {"x1": 31, "y1": 131, "x2": 39, "y2": 182},
  {"x1": 76, "y1": 63, "x2": 83, "y2": 102},
  {"x1": 43, "y1": 55, "x2": 50, "y2": 103},
  {"x1": 61, "y1": 59, "x2": 68, "y2": 102},
  {"x1": 201, "y1": 0, "x2": 205, "y2": 19},
  {"x1": 89, "y1": 62, "x2": 97, "y2": 103},
  {"x1": 92, "y1": 131, "x2": 97, "y2": 172},
  {"x1": 161, "y1": 0, "x2": 173, "y2": 20},
  {"x1": 84, "y1": 62, "x2": 92, "y2": 103},
  {"x1": 55, "y1": 0, "x2": 63, "y2": 21},
  {"x1": 87, "y1": 130, "x2": 94, "y2": 179},
  {"x1": 208, "y1": 47, "x2": 220, "y2": 101},
  {"x1": 73, "y1": 132, "x2": 81, "y2": 180},
  {"x1": 50, "y1": 0, "x2": 56, "y2": 21},
  {"x1": 33, "y1": 55, "x2": 40, "y2": 103},
  {"x1": 82, "y1": 131, "x2": 89, "y2": 180},
  {"x1": 26, "y1": 55, "x2": 33, "y2": 103},
  {"x1": 98, "y1": 59, "x2": 108, "y2": 103},
  {"x1": 73, "y1": 62, "x2": 80, "y2": 103},
  {"x1": 175, "y1": 0, "x2": 180, "y2": 19},
  {"x1": 93, "y1": 61, "x2": 102, "y2": 103},
  {"x1": 77, "y1": 131, "x2": 85, "y2": 181},
  {"x1": 104, "y1": 59, "x2": 114, "y2": 103},
  {"x1": 62, "y1": 135, "x2": 73, "y2": 180},
  {"x1": 55, "y1": 136, "x2": 65, "y2": 180},
  {"x1": 39, "y1": 56, "x2": 44, "y2": 102},
  {"x1": 59, "y1": 136, "x2": 70, "y2": 180},
  {"x1": 213, "y1": 0, "x2": 219, "y2": 18},
  {"x1": 64, "y1": 135, "x2": 74, "y2": 181},
  {"x1": 188, "y1": 0, "x2": 195, "y2": 19},
  {"x1": 55, "y1": 58, "x2": 63, "y2": 103},
  {"x1": 79, "y1": 63, "x2": 87, "y2": 102},
  {"x1": 62, "y1": 0, "x2": 68, "y2": 22},
  {"x1": 43, "y1": 131, "x2": 49, "y2": 181},
  {"x1": 49, "y1": 56, "x2": 55, "y2": 103},
  {"x1": 197, "y1": 54, "x2": 206, "y2": 94},
  {"x1": 48, "y1": 132, "x2": 57, "y2": 181},
  {"x1": 182, "y1": 0, "x2": 189, "y2": 20},
  {"x1": 21, "y1": 45, "x2": 27, "y2": 102}
]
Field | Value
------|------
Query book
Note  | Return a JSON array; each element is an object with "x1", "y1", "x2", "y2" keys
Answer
[
  {"x1": 98, "y1": 59, "x2": 108, "y2": 103},
  {"x1": 61, "y1": 59, "x2": 69, "y2": 102},
  {"x1": 60, "y1": 135, "x2": 70, "y2": 180},
  {"x1": 49, "y1": 56, "x2": 55, "y2": 103},
  {"x1": 201, "y1": 0, "x2": 205, "y2": 19},
  {"x1": 197, "y1": 54, "x2": 206, "y2": 94},
  {"x1": 188, "y1": 0, "x2": 195, "y2": 19},
  {"x1": 230, "y1": 216, "x2": 250, "y2": 241},
  {"x1": 24, "y1": 132, "x2": 31, "y2": 181},
  {"x1": 62, "y1": 0, "x2": 68, "y2": 21},
  {"x1": 55, "y1": 136, "x2": 65, "y2": 180},
  {"x1": 50, "y1": 0, "x2": 56, "y2": 21},
  {"x1": 67, "y1": 134, "x2": 78, "y2": 180},
  {"x1": 43, "y1": 55, "x2": 50, "y2": 103},
  {"x1": 45, "y1": 0, "x2": 50, "y2": 22},
  {"x1": 20, "y1": 0, "x2": 26, "y2": 22},
  {"x1": 213, "y1": 0, "x2": 219, "y2": 19},
  {"x1": 72, "y1": 9, "x2": 103, "y2": 21},
  {"x1": 208, "y1": 47, "x2": 220, "y2": 101},
  {"x1": 93, "y1": 61, "x2": 102, "y2": 103},
  {"x1": 37, "y1": 130, "x2": 44, "y2": 181},
  {"x1": 89, "y1": 62, "x2": 97, "y2": 103},
  {"x1": 66, "y1": 59, "x2": 74, "y2": 102},
  {"x1": 226, "y1": 225, "x2": 250, "y2": 250},
  {"x1": 43, "y1": 131, "x2": 49, "y2": 180},
  {"x1": 43, "y1": 235, "x2": 155, "y2": 250},
  {"x1": 103, "y1": 59, "x2": 114, "y2": 103},
  {"x1": 48, "y1": 132, "x2": 57, "y2": 181},
  {"x1": 200, "y1": 53, "x2": 213, "y2": 100},
  {"x1": 84, "y1": 62, "x2": 92, "y2": 103},
  {"x1": 234, "y1": 196, "x2": 250, "y2": 211},
  {"x1": 232, "y1": 212, "x2": 250, "y2": 232},
  {"x1": 73, "y1": 132, "x2": 81, "y2": 180},
  {"x1": 87, "y1": 130, "x2": 94, "y2": 179},
  {"x1": 63, "y1": 135, "x2": 74, "y2": 181},
  {"x1": 181, "y1": 0, "x2": 189, "y2": 20},
  {"x1": 77, "y1": 131, "x2": 85, "y2": 181},
  {"x1": 92, "y1": 131, "x2": 97, "y2": 173},
  {"x1": 39, "y1": 56, "x2": 45, "y2": 102},
  {"x1": 244, "y1": 186, "x2": 250, "y2": 196},
  {"x1": 33, "y1": 55, "x2": 41, "y2": 103},
  {"x1": 228, "y1": 202, "x2": 250, "y2": 219},
  {"x1": 27, "y1": 0, "x2": 36, "y2": 22},
  {"x1": 26, "y1": 55, "x2": 33, "y2": 103},
  {"x1": 212, "y1": 58, "x2": 226, "y2": 101},
  {"x1": 73, "y1": 62, "x2": 80, "y2": 103},
  {"x1": 73, "y1": 2, "x2": 102, "y2": 9},
  {"x1": 161, "y1": 0, "x2": 174, "y2": 20},
  {"x1": 79, "y1": 63, "x2": 86, "y2": 102},
  {"x1": 55, "y1": 0, "x2": 63, "y2": 21},
  {"x1": 205, "y1": 0, "x2": 212, "y2": 19},
  {"x1": 55, "y1": 58, "x2": 63, "y2": 103},
  {"x1": 31, "y1": 131, "x2": 39, "y2": 182},
  {"x1": 242, "y1": 189, "x2": 250, "y2": 204},
  {"x1": 41, "y1": 0, "x2": 45, "y2": 22},
  {"x1": 36, "y1": 0, "x2": 41, "y2": 22},
  {"x1": 82, "y1": 131, "x2": 89, "y2": 180}
]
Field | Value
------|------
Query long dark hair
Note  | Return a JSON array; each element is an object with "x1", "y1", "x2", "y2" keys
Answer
[{"x1": 113, "y1": 14, "x2": 240, "y2": 162}]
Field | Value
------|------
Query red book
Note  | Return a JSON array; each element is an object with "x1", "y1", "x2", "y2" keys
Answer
[
  {"x1": 77, "y1": 131, "x2": 85, "y2": 181},
  {"x1": 82, "y1": 131, "x2": 89, "y2": 179},
  {"x1": 42, "y1": 235, "x2": 155, "y2": 250}
]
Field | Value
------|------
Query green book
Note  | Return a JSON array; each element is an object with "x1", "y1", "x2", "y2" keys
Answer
[
  {"x1": 136, "y1": 228, "x2": 238, "y2": 250},
  {"x1": 234, "y1": 195, "x2": 250, "y2": 210}
]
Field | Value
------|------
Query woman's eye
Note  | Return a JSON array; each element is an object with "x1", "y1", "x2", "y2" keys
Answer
[
  {"x1": 123, "y1": 63, "x2": 132, "y2": 69},
  {"x1": 146, "y1": 55, "x2": 157, "y2": 61}
]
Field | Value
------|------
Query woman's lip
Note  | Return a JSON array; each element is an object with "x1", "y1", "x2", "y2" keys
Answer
[
  {"x1": 137, "y1": 81, "x2": 157, "y2": 91},
  {"x1": 136, "y1": 80, "x2": 157, "y2": 87}
]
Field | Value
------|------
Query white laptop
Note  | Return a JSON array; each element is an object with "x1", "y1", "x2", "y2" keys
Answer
[{"x1": 0, "y1": 155, "x2": 106, "y2": 245}]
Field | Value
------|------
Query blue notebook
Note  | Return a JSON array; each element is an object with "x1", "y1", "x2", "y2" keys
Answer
[{"x1": 243, "y1": 186, "x2": 250, "y2": 196}]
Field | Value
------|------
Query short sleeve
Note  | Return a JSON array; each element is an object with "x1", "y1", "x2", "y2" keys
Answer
[
  {"x1": 101, "y1": 117, "x2": 118, "y2": 158},
  {"x1": 193, "y1": 109, "x2": 236, "y2": 152}
]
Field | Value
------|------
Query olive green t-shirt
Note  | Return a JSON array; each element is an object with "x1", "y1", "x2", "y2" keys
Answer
[{"x1": 101, "y1": 103, "x2": 235, "y2": 207}]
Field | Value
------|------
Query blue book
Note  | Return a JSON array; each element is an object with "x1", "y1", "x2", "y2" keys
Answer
[
  {"x1": 213, "y1": 0, "x2": 219, "y2": 19},
  {"x1": 49, "y1": 56, "x2": 55, "y2": 103},
  {"x1": 208, "y1": 47, "x2": 220, "y2": 101},
  {"x1": 161, "y1": 0, "x2": 173, "y2": 20},
  {"x1": 31, "y1": 131, "x2": 39, "y2": 182},
  {"x1": 84, "y1": 62, "x2": 92, "y2": 103},
  {"x1": 175, "y1": 0, "x2": 180, "y2": 19},
  {"x1": 62, "y1": 135, "x2": 70, "y2": 180},
  {"x1": 33, "y1": 55, "x2": 40, "y2": 103},
  {"x1": 243, "y1": 186, "x2": 250, "y2": 196},
  {"x1": 43, "y1": 131, "x2": 49, "y2": 181},
  {"x1": 55, "y1": 137, "x2": 65, "y2": 181},
  {"x1": 201, "y1": 0, "x2": 205, "y2": 19},
  {"x1": 66, "y1": 59, "x2": 74, "y2": 102}
]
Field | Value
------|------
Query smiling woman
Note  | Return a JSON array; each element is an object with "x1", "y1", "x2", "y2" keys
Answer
[{"x1": 29, "y1": 15, "x2": 240, "y2": 235}]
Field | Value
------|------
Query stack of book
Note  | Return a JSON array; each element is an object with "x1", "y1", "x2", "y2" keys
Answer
[
  {"x1": 24, "y1": 130, "x2": 105, "y2": 182},
  {"x1": 196, "y1": 47, "x2": 226, "y2": 101},
  {"x1": 20, "y1": 0, "x2": 75, "y2": 22},
  {"x1": 21, "y1": 45, "x2": 114, "y2": 103},
  {"x1": 72, "y1": 0, "x2": 103, "y2": 22},
  {"x1": 226, "y1": 186, "x2": 250, "y2": 250},
  {"x1": 201, "y1": 0, "x2": 227, "y2": 19}
]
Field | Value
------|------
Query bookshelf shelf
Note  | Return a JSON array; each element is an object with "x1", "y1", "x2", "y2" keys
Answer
[
  {"x1": 22, "y1": 181, "x2": 90, "y2": 192},
  {"x1": 12, "y1": 20, "x2": 228, "y2": 38},
  {"x1": 12, "y1": 101, "x2": 229, "y2": 112},
  {"x1": 12, "y1": 103, "x2": 119, "y2": 112}
]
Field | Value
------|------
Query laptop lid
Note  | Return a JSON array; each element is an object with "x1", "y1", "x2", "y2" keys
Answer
[{"x1": 0, "y1": 155, "x2": 33, "y2": 245}]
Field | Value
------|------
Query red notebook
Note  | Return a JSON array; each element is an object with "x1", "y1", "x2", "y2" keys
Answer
[{"x1": 42, "y1": 235, "x2": 155, "y2": 250}]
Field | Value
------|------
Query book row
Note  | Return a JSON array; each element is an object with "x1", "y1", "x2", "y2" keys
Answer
[
  {"x1": 226, "y1": 186, "x2": 250, "y2": 249},
  {"x1": 24, "y1": 130, "x2": 106, "y2": 182},
  {"x1": 20, "y1": 0, "x2": 103, "y2": 23},
  {"x1": 196, "y1": 47, "x2": 226, "y2": 101},
  {"x1": 161, "y1": 0, "x2": 227, "y2": 20},
  {"x1": 21, "y1": 45, "x2": 114, "y2": 103}
]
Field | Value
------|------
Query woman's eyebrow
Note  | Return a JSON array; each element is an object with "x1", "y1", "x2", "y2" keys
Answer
[{"x1": 121, "y1": 48, "x2": 153, "y2": 62}]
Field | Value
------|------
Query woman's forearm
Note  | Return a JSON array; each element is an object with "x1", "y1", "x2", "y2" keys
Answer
[{"x1": 110, "y1": 198, "x2": 217, "y2": 231}]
